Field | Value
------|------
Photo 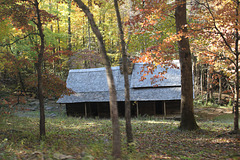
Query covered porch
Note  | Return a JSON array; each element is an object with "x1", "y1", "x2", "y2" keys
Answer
[{"x1": 65, "y1": 100, "x2": 181, "y2": 118}]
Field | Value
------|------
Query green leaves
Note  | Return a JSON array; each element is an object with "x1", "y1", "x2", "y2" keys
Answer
[{"x1": 0, "y1": 20, "x2": 11, "y2": 43}]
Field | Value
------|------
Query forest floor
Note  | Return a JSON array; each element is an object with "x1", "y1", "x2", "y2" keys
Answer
[{"x1": 0, "y1": 99, "x2": 239, "y2": 160}]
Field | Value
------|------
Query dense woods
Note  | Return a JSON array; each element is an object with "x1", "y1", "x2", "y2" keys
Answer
[{"x1": 0, "y1": 0, "x2": 239, "y2": 159}]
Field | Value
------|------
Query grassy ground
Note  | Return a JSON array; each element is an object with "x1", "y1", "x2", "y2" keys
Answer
[{"x1": 0, "y1": 102, "x2": 239, "y2": 160}]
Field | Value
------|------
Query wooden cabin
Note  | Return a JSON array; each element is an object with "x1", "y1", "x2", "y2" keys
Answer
[{"x1": 57, "y1": 60, "x2": 182, "y2": 118}]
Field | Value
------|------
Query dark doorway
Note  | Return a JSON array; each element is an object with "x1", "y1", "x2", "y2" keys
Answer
[{"x1": 156, "y1": 101, "x2": 163, "y2": 115}]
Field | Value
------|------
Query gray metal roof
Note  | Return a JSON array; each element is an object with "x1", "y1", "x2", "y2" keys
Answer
[
  {"x1": 57, "y1": 60, "x2": 181, "y2": 103},
  {"x1": 131, "y1": 62, "x2": 181, "y2": 88}
]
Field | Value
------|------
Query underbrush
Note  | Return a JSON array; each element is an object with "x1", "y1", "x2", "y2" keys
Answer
[
  {"x1": 1, "y1": 110, "x2": 239, "y2": 160},
  {"x1": 194, "y1": 98, "x2": 231, "y2": 108}
]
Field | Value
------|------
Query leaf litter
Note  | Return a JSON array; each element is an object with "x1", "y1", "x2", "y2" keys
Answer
[{"x1": 0, "y1": 106, "x2": 239, "y2": 160}]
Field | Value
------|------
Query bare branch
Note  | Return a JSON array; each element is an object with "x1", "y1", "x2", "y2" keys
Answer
[{"x1": 0, "y1": 32, "x2": 38, "y2": 47}]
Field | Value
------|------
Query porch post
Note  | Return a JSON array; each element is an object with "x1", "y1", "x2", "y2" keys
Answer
[
  {"x1": 97, "y1": 103, "x2": 99, "y2": 117},
  {"x1": 154, "y1": 101, "x2": 156, "y2": 115},
  {"x1": 164, "y1": 101, "x2": 167, "y2": 119},
  {"x1": 136, "y1": 102, "x2": 139, "y2": 117},
  {"x1": 85, "y1": 103, "x2": 87, "y2": 117},
  {"x1": 59, "y1": 103, "x2": 61, "y2": 114}
]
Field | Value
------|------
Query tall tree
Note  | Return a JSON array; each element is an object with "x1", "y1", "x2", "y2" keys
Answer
[
  {"x1": 34, "y1": 0, "x2": 46, "y2": 138},
  {"x1": 113, "y1": 0, "x2": 134, "y2": 146},
  {"x1": 175, "y1": 0, "x2": 199, "y2": 130},
  {"x1": 74, "y1": 0, "x2": 122, "y2": 158},
  {"x1": 234, "y1": 0, "x2": 239, "y2": 131},
  {"x1": 0, "y1": 0, "x2": 47, "y2": 138}
]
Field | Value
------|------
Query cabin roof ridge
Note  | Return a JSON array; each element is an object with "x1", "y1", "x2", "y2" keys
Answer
[{"x1": 69, "y1": 66, "x2": 120, "y2": 73}]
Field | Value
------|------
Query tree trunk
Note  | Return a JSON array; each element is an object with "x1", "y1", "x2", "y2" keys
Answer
[
  {"x1": 82, "y1": 16, "x2": 85, "y2": 46},
  {"x1": 218, "y1": 76, "x2": 222, "y2": 104},
  {"x1": 206, "y1": 68, "x2": 210, "y2": 102},
  {"x1": 175, "y1": 0, "x2": 199, "y2": 130},
  {"x1": 74, "y1": 0, "x2": 121, "y2": 158},
  {"x1": 87, "y1": 0, "x2": 91, "y2": 50},
  {"x1": 209, "y1": 72, "x2": 213, "y2": 100},
  {"x1": 18, "y1": 70, "x2": 26, "y2": 94},
  {"x1": 232, "y1": 84, "x2": 235, "y2": 114},
  {"x1": 113, "y1": 0, "x2": 133, "y2": 145},
  {"x1": 234, "y1": 0, "x2": 239, "y2": 132},
  {"x1": 35, "y1": 0, "x2": 46, "y2": 139},
  {"x1": 57, "y1": 4, "x2": 61, "y2": 52},
  {"x1": 192, "y1": 55, "x2": 199, "y2": 96},
  {"x1": 68, "y1": 0, "x2": 72, "y2": 51},
  {"x1": 200, "y1": 67, "x2": 203, "y2": 101}
]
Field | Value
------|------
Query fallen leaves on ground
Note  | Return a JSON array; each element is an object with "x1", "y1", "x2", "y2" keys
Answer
[{"x1": 0, "y1": 109, "x2": 239, "y2": 160}]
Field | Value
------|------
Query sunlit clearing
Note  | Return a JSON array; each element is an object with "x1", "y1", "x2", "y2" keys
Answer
[
  {"x1": 145, "y1": 120, "x2": 178, "y2": 125},
  {"x1": 150, "y1": 153, "x2": 171, "y2": 159},
  {"x1": 212, "y1": 138, "x2": 232, "y2": 144},
  {"x1": 82, "y1": 122, "x2": 97, "y2": 127}
]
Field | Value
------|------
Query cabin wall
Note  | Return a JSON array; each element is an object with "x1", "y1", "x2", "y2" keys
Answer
[
  {"x1": 166, "y1": 100, "x2": 181, "y2": 114},
  {"x1": 138, "y1": 101, "x2": 155, "y2": 116},
  {"x1": 118, "y1": 102, "x2": 138, "y2": 117},
  {"x1": 66, "y1": 103, "x2": 85, "y2": 117},
  {"x1": 66, "y1": 102, "x2": 110, "y2": 118}
]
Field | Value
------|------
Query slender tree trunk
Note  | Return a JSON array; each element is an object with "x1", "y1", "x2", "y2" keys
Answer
[
  {"x1": 18, "y1": 71, "x2": 26, "y2": 94},
  {"x1": 193, "y1": 55, "x2": 199, "y2": 96},
  {"x1": 68, "y1": 0, "x2": 72, "y2": 51},
  {"x1": 57, "y1": 4, "x2": 61, "y2": 52},
  {"x1": 74, "y1": 0, "x2": 121, "y2": 158},
  {"x1": 234, "y1": 0, "x2": 239, "y2": 132},
  {"x1": 200, "y1": 68, "x2": 203, "y2": 101},
  {"x1": 218, "y1": 76, "x2": 222, "y2": 104},
  {"x1": 175, "y1": 0, "x2": 199, "y2": 130},
  {"x1": 113, "y1": 0, "x2": 133, "y2": 145},
  {"x1": 209, "y1": 72, "x2": 213, "y2": 100},
  {"x1": 232, "y1": 84, "x2": 235, "y2": 114},
  {"x1": 82, "y1": 16, "x2": 85, "y2": 46},
  {"x1": 35, "y1": 0, "x2": 46, "y2": 139},
  {"x1": 87, "y1": 21, "x2": 91, "y2": 49},
  {"x1": 206, "y1": 68, "x2": 210, "y2": 102},
  {"x1": 87, "y1": 0, "x2": 91, "y2": 50},
  {"x1": 50, "y1": 25, "x2": 56, "y2": 74}
]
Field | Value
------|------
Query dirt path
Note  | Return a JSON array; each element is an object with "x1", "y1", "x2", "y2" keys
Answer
[{"x1": 194, "y1": 106, "x2": 232, "y2": 121}]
